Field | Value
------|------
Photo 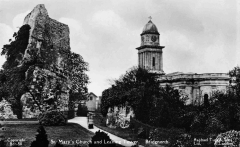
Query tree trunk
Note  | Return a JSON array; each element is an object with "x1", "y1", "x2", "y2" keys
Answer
[
  {"x1": 16, "y1": 108, "x2": 23, "y2": 119},
  {"x1": 12, "y1": 96, "x2": 23, "y2": 119},
  {"x1": 12, "y1": 104, "x2": 23, "y2": 119}
]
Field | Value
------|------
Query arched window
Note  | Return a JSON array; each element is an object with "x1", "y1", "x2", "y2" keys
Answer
[{"x1": 204, "y1": 94, "x2": 209, "y2": 107}]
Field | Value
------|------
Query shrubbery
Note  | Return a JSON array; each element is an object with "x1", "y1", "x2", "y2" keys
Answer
[
  {"x1": 89, "y1": 130, "x2": 116, "y2": 147},
  {"x1": 0, "y1": 99, "x2": 17, "y2": 119},
  {"x1": 77, "y1": 104, "x2": 88, "y2": 116},
  {"x1": 38, "y1": 110, "x2": 67, "y2": 126},
  {"x1": 30, "y1": 126, "x2": 49, "y2": 147},
  {"x1": 214, "y1": 130, "x2": 240, "y2": 147},
  {"x1": 0, "y1": 140, "x2": 7, "y2": 147},
  {"x1": 68, "y1": 109, "x2": 75, "y2": 119},
  {"x1": 54, "y1": 141, "x2": 64, "y2": 147}
]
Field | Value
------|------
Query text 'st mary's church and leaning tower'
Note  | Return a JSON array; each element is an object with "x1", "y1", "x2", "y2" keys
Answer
[{"x1": 136, "y1": 19, "x2": 230, "y2": 105}]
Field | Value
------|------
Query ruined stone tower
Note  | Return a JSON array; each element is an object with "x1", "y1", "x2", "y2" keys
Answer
[{"x1": 20, "y1": 4, "x2": 72, "y2": 116}]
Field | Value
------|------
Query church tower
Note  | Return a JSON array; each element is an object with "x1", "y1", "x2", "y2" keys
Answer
[{"x1": 136, "y1": 19, "x2": 165, "y2": 75}]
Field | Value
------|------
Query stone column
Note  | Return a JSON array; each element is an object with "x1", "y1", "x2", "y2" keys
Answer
[
  {"x1": 138, "y1": 52, "x2": 140, "y2": 67},
  {"x1": 158, "y1": 52, "x2": 160, "y2": 71},
  {"x1": 160, "y1": 50, "x2": 163, "y2": 72},
  {"x1": 144, "y1": 52, "x2": 146, "y2": 68},
  {"x1": 146, "y1": 52, "x2": 148, "y2": 69}
]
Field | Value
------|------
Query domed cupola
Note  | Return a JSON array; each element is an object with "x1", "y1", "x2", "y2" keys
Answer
[
  {"x1": 141, "y1": 20, "x2": 159, "y2": 35},
  {"x1": 139, "y1": 19, "x2": 161, "y2": 47}
]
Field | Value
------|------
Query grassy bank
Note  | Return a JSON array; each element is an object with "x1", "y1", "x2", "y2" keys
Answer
[
  {"x1": 1, "y1": 123, "x2": 94, "y2": 147},
  {"x1": 92, "y1": 113, "x2": 216, "y2": 147}
]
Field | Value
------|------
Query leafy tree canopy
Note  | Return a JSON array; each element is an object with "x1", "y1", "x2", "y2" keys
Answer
[
  {"x1": 1, "y1": 24, "x2": 30, "y2": 69},
  {"x1": 101, "y1": 66, "x2": 186, "y2": 126}
]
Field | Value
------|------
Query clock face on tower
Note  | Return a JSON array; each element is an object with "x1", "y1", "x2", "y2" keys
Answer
[{"x1": 151, "y1": 36, "x2": 157, "y2": 42}]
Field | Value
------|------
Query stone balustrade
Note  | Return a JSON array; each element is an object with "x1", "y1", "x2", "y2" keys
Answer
[{"x1": 158, "y1": 73, "x2": 230, "y2": 81}]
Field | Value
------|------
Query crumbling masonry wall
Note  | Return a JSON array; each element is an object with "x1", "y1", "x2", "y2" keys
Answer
[{"x1": 20, "y1": 4, "x2": 72, "y2": 117}]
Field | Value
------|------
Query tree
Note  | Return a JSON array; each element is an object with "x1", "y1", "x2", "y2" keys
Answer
[
  {"x1": 63, "y1": 50, "x2": 89, "y2": 111},
  {"x1": 101, "y1": 66, "x2": 186, "y2": 126},
  {"x1": 1, "y1": 25, "x2": 30, "y2": 69},
  {"x1": 229, "y1": 66, "x2": 240, "y2": 96},
  {"x1": 0, "y1": 24, "x2": 31, "y2": 118},
  {"x1": 149, "y1": 85, "x2": 186, "y2": 128},
  {"x1": 101, "y1": 67, "x2": 157, "y2": 122}
]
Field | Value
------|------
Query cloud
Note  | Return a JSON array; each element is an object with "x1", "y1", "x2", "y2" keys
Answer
[
  {"x1": 203, "y1": 38, "x2": 230, "y2": 72},
  {"x1": 90, "y1": 10, "x2": 126, "y2": 29},
  {"x1": 12, "y1": 10, "x2": 31, "y2": 31},
  {"x1": 0, "y1": 23, "x2": 14, "y2": 68},
  {"x1": 163, "y1": 29, "x2": 234, "y2": 74},
  {"x1": 0, "y1": 0, "x2": 236, "y2": 96},
  {"x1": 59, "y1": 17, "x2": 88, "y2": 54}
]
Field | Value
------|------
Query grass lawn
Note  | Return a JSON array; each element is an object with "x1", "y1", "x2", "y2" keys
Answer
[
  {"x1": 3, "y1": 118, "x2": 38, "y2": 121},
  {"x1": 1, "y1": 123, "x2": 94, "y2": 147}
]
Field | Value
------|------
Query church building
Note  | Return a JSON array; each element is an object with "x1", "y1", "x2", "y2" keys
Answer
[{"x1": 136, "y1": 19, "x2": 230, "y2": 104}]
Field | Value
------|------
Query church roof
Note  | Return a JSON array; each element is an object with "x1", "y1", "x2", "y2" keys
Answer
[
  {"x1": 89, "y1": 92, "x2": 97, "y2": 97},
  {"x1": 166, "y1": 72, "x2": 195, "y2": 76},
  {"x1": 141, "y1": 20, "x2": 159, "y2": 35}
]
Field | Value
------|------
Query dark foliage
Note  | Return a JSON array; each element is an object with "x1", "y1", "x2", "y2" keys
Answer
[
  {"x1": 0, "y1": 139, "x2": 7, "y2": 147},
  {"x1": 77, "y1": 104, "x2": 88, "y2": 116},
  {"x1": 64, "y1": 51, "x2": 89, "y2": 111},
  {"x1": 54, "y1": 141, "x2": 64, "y2": 147},
  {"x1": 171, "y1": 134, "x2": 194, "y2": 147},
  {"x1": 0, "y1": 24, "x2": 31, "y2": 119},
  {"x1": 229, "y1": 66, "x2": 240, "y2": 97},
  {"x1": 89, "y1": 130, "x2": 116, "y2": 147},
  {"x1": 68, "y1": 109, "x2": 75, "y2": 119},
  {"x1": 38, "y1": 110, "x2": 67, "y2": 126},
  {"x1": 1, "y1": 24, "x2": 30, "y2": 69},
  {"x1": 30, "y1": 125, "x2": 49, "y2": 147},
  {"x1": 101, "y1": 67, "x2": 186, "y2": 127},
  {"x1": 68, "y1": 90, "x2": 87, "y2": 119},
  {"x1": 11, "y1": 144, "x2": 21, "y2": 147}
]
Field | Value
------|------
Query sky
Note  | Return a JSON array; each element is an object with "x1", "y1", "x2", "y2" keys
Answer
[{"x1": 0, "y1": 0, "x2": 239, "y2": 96}]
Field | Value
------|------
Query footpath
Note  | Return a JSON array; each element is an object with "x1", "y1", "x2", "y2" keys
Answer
[{"x1": 69, "y1": 117, "x2": 143, "y2": 147}]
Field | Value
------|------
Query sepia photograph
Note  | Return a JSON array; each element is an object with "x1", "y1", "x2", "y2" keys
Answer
[{"x1": 0, "y1": 0, "x2": 239, "y2": 147}]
